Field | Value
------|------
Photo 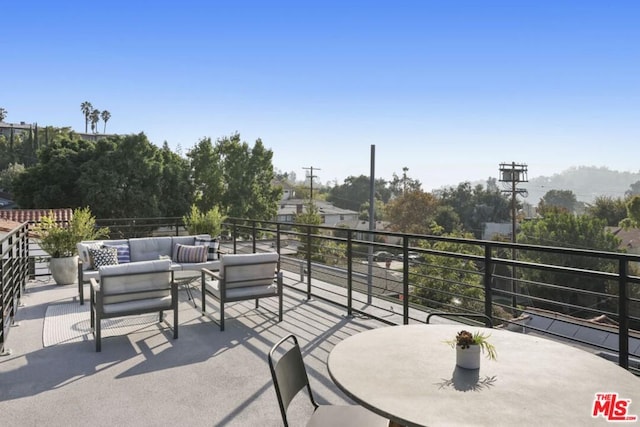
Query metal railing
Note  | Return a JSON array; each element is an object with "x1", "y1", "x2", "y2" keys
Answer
[
  {"x1": 5, "y1": 216, "x2": 640, "y2": 373},
  {"x1": 1, "y1": 223, "x2": 30, "y2": 355},
  {"x1": 223, "y1": 217, "x2": 640, "y2": 373}
]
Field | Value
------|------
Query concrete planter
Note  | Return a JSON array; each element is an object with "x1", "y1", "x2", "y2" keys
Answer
[{"x1": 49, "y1": 256, "x2": 78, "y2": 285}]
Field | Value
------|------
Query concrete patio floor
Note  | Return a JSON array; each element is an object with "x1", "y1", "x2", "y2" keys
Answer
[{"x1": 0, "y1": 274, "x2": 392, "y2": 427}]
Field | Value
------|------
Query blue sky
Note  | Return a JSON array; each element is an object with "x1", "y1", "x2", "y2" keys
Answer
[{"x1": 3, "y1": 1, "x2": 639, "y2": 190}]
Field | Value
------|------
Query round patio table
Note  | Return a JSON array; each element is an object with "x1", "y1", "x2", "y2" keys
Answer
[{"x1": 328, "y1": 324, "x2": 640, "y2": 427}]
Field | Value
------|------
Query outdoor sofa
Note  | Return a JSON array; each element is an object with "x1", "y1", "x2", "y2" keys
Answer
[{"x1": 77, "y1": 235, "x2": 220, "y2": 304}]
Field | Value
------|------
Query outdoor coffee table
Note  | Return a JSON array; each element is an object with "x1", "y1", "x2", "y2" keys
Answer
[
  {"x1": 173, "y1": 270, "x2": 203, "y2": 308},
  {"x1": 328, "y1": 324, "x2": 640, "y2": 426}
]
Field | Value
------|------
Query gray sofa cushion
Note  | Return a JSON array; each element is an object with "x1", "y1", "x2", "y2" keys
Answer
[{"x1": 128, "y1": 237, "x2": 173, "y2": 262}]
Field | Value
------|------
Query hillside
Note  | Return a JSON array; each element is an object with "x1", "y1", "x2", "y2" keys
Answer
[{"x1": 520, "y1": 166, "x2": 640, "y2": 205}]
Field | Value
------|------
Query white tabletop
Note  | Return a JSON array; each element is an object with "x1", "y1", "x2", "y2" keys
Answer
[{"x1": 327, "y1": 324, "x2": 640, "y2": 427}]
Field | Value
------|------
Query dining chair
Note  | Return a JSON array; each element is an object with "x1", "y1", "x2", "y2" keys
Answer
[
  {"x1": 268, "y1": 334, "x2": 389, "y2": 427},
  {"x1": 426, "y1": 312, "x2": 494, "y2": 328}
]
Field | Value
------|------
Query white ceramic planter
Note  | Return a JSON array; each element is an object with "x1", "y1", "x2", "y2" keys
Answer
[
  {"x1": 456, "y1": 344, "x2": 481, "y2": 369},
  {"x1": 49, "y1": 256, "x2": 79, "y2": 285}
]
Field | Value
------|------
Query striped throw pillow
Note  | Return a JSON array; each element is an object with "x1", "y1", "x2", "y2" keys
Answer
[
  {"x1": 174, "y1": 244, "x2": 207, "y2": 263},
  {"x1": 103, "y1": 243, "x2": 131, "y2": 264}
]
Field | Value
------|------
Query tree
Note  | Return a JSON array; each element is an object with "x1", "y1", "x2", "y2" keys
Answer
[
  {"x1": 539, "y1": 189, "x2": 578, "y2": 213},
  {"x1": 157, "y1": 142, "x2": 194, "y2": 217},
  {"x1": 78, "y1": 133, "x2": 166, "y2": 218},
  {"x1": 388, "y1": 167, "x2": 421, "y2": 197},
  {"x1": 0, "y1": 162, "x2": 25, "y2": 193},
  {"x1": 620, "y1": 195, "x2": 640, "y2": 228},
  {"x1": 89, "y1": 109, "x2": 100, "y2": 134},
  {"x1": 0, "y1": 107, "x2": 7, "y2": 122},
  {"x1": 586, "y1": 196, "x2": 628, "y2": 226},
  {"x1": 216, "y1": 134, "x2": 281, "y2": 221},
  {"x1": 187, "y1": 133, "x2": 281, "y2": 222},
  {"x1": 438, "y1": 182, "x2": 511, "y2": 238},
  {"x1": 409, "y1": 229, "x2": 484, "y2": 311},
  {"x1": 327, "y1": 175, "x2": 390, "y2": 212},
  {"x1": 80, "y1": 101, "x2": 92, "y2": 133},
  {"x1": 13, "y1": 135, "x2": 95, "y2": 208},
  {"x1": 385, "y1": 190, "x2": 440, "y2": 234},
  {"x1": 294, "y1": 201, "x2": 323, "y2": 261},
  {"x1": 517, "y1": 212, "x2": 621, "y2": 313},
  {"x1": 187, "y1": 137, "x2": 224, "y2": 212},
  {"x1": 13, "y1": 132, "x2": 193, "y2": 220},
  {"x1": 626, "y1": 181, "x2": 640, "y2": 198},
  {"x1": 101, "y1": 110, "x2": 111, "y2": 133}
]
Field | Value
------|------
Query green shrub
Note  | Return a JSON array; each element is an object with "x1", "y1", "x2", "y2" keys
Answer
[{"x1": 183, "y1": 205, "x2": 225, "y2": 237}]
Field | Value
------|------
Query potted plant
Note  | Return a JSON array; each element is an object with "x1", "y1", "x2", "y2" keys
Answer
[
  {"x1": 183, "y1": 205, "x2": 226, "y2": 259},
  {"x1": 447, "y1": 330, "x2": 497, "y2": 369},
  {"x1": 34, "y1": 207, "x2": 109, "y2": 285}
]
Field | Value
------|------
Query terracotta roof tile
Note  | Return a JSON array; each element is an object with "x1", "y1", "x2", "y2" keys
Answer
[{"x1": 0, "y1": 209, "x2": 73, "y2": 223}]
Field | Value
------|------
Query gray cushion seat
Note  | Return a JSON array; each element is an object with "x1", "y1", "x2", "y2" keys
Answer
[
  {"x1": 201, "y1": 252, "x2": 282, "y2": 331},
  {"x1": 90, "y1": 259, "x2": 178, "y2": 352}
]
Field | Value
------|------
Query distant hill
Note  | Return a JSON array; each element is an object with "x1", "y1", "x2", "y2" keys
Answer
[{"x1": 520, "y1": 166, "x2": 640, "y2": 205}]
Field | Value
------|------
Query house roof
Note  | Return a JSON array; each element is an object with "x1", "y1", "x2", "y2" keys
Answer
[
  {"x1": 281, "y1": 199, "x2": 359, "y2": 216},
  {"x1": 0, "y1": 218, "x2": 22, "y2": 234},
  {"x1": 606, "y1": 226, "x2": 640, "y2": 250},
  {"x1": 0, "y1": 208, "x2": 73, "y2": 223}
]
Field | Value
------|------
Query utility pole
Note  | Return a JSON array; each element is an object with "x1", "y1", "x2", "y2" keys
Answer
[
  {"x1": 499, "y1": 162, "x2": 528, "y2": 308},
  {"x1": 302, "y1": 166, "x2": 320, "y2": 200}
]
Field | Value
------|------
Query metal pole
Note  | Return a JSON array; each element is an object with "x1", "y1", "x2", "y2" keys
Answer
[{"x1": 367, "y1": 145, "x2": 375, "y2": 304}]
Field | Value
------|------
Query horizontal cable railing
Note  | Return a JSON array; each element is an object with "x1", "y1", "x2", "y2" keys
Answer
[
  {"x1": 5, "y1": 216, "x2": 639, "y2": 373},
  {"x1": 223, "y1": 217, "x2": 640, "y2": 374}
]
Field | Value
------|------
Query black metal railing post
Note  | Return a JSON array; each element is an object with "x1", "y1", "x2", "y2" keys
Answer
[
  {"x1": 347, "y1": 231, "x2": 353, "y2": 317},
  {"x1": 484, "y1": 245, "x2": 493, "y2": 327},
  {"x1": 402, "y1": 235, "x2": 409, "y2": 325},
  {"x1": 306, "y1": 225, "x2": 312, "y2": 299},
  {"x1": 618, "y1": 259, "x2": 629, "y2": 370},
  {"x1": 232, "y1": 222, "x2": 238, "y2": 254},
  {"x1": 276, "y1": 223, "x2": 281, "y2": 271},
  {"x1": 252, "y1": 221, "x2": 257, "y2": 253}
]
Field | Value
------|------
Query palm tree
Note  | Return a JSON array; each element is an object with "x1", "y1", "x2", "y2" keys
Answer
[
  {"x1": 0, "y1": 107, "x2": 7, "y2": 122},
  {"x1": 90, "y1": 109, "x2": 100, "y2": 134},
  {"x1": 80, "y1": 101, "x2": 93, "y2": 133},
  {"x1": 100, "y1": 110, "x2": 111, "y2": 133}
]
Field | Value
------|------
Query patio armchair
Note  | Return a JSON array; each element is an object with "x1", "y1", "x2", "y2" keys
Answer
[
  {"x1": 201, "y1": 252, "x2": 282, "y2": 331},
  {"x1": 268, "y1": 334, "x2": 389, "y2": 427},
  {"x1": 90, "y1": 259, "x2": 178, "y2": 352}
]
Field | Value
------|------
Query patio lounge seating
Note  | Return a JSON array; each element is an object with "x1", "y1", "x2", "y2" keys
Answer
[
  {"x1": 78, "y1": 235, "x2": 220, "y2": 305},
  {"x1": 90, "y1": 259, "x2": 178, "y2": 352},
  {"x1": 201, "y1": 252, "x2": 282, "y2": 331}
]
